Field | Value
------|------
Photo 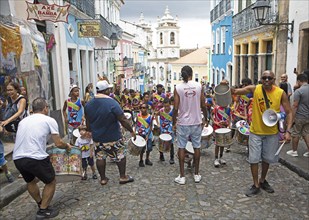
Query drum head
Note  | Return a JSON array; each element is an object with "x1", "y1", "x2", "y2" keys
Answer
[
  {"x1": 124, "y1": 112, "x2": 131, "y2": 120},
  {"x1": 215, "y1": 128, "x2": 231, "y2": 134},
  {"x1": 159, "y1": 133, "x2": 172, "y2": 141},
  {"x1": 236, "y1": 120, "x2": 246, "y2": 128},
  {"x1": 185, "y1": 141, "x2": 194, "y2": 154},
  {"x1": 238, "y1": 126, "x2": 250, "y2": 135},
  {"x1": 202, "y1": 125, "x2": 213, "y2": 136},
  {"x1": 131, "y1": 135, "x2": 146, "y2": 147},
  {"x1": 73, "y1": 129, "x2": 80, "y2": 138}
]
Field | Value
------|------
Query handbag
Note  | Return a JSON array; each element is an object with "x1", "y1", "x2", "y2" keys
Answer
[{"x1": 3, "y1": 96, "x2": 26, "y2": 132}]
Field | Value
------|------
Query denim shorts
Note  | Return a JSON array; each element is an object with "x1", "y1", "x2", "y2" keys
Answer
[
  {"x1": 248, "y1": 133, "x2": 279, "y2": 164},
  {"x1": 0, "y1": 153, "x2": 7, "y2": 166},
  {"x1": 176, "y1": 124, "x2": 202, "y2": 149}
]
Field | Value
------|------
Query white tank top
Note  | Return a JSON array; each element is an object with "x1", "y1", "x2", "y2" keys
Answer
[{"x1": 176, "y1": 80, "x2": 202, "y2": 126}]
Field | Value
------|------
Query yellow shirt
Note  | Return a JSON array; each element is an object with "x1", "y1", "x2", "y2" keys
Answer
[{"x1": 250, "y1": 85, "x2": 283, "y2": 135}]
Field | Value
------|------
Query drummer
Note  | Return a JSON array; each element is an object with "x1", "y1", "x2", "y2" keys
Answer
[
  {"x1": 129, "y1": 89, "x2": 141, "y2": 122},
  {"x1": 211, "y1": 101, "x2": 232, "y2": 167},
  {"x1": 13, "y1": 98, "x2": 72, "y2": 218},
  {"x1": 152, "y1": 84, "x2": 166, "y2": 113},
  {"x1": 135, "y1": 103, "x2": 154, "y2": 167},
  {"x1": 156, "y1": 97, "x2": 175, "y2": 164}
]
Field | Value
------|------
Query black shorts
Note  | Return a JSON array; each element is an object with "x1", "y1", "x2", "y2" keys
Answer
[
  {"x1": 82, "y1": 157, "x2": 94, "y2": 169},
  {"x1": 14, "y1": 157, "x2": 55, "y2": 184}
]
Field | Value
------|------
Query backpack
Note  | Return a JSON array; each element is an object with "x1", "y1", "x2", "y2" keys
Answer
[{"x1": 3, "y1": 96, "x2": 28, "y2": 132}]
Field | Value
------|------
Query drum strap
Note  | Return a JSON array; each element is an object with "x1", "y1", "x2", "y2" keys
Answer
[
  {"x1": 262, "y1": 87, "x2": 270, "y2": 109},
  {"x1": 161, "y1": 111, "x2": 172, "y2": 122}
]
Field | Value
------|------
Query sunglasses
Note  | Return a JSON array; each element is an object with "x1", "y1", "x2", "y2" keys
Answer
[
  {"x1": 262, "y1": 76, "x2": 274, "y2": 81},
  {"x1": 141, "y1": 106, "x2": 147, "y2": 109}
]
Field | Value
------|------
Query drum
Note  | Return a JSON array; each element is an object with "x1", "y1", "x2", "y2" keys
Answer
[
  {"x1": 124, "y1": 112, "x2": 133, "y2": 126},
  {"x1": 72, "y1": 129, "x2": 80, "y2": 145},
  {"x1": 237, "y1": 126, "x2": 250, "y2": 146},
  {"x1": 201, "y1": 125, "x2": 213, "y2": 141},
  {"x1": 127, "y1": 135, "x2": 146, "y2": 156},
  {"x1": 47, "y1": 146, "x2": 82, "y2": 183},
  {"x1": 235, "y1": 120, "x2": 249, "y2": 129},
  {"x1": 184, "y1": 141, "x2": 194, "y2": 164},
  {"x1": 153, "y1": 120, "x2": 160, "y2": 136},
  {"x1": 158, "y1": 133, "x2": 172, "y2": 152},
  {"x1": 215, "y1": 128, "x2": 233, "y2": 147}
]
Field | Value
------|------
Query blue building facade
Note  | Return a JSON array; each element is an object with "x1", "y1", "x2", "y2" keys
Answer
[{"x1": 210, "y1": 0, "x2": 233, "y2": 86}]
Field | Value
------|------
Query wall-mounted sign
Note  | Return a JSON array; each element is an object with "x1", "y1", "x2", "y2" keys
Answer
[
  {"x1": 26, "y1": 2, "x2": 70, "y2": 23},
  {"x1": 77, "y1": 21, "x2": 101, "y2": 38}
]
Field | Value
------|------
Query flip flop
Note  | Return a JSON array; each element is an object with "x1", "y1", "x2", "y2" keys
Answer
[
  {"x1": 100, "y1": 178, "x2": 109, "y2": 185},
  {"x1": 119, "y1": 175, "x2": 134, "y2": 184}
]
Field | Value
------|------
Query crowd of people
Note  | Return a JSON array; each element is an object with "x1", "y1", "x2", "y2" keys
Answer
[{"x1": 0, "y1": 66, "x2": 308, "y2": 218}]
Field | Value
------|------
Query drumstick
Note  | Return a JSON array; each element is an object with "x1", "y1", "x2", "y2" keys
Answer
[{"x1": 275, "y1": 141, "x2": 286, "y2": 156}]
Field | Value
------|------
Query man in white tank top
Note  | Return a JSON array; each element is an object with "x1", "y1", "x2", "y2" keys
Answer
[{"x1": 172, "y1": 65, "x2": 208, "y2": 184}]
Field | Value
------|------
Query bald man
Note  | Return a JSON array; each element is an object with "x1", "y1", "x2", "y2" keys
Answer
[
  {"x1": 232, "y1": 70, "x2": 293, "y2": 197},
  {"x1": 280, "y1": 74, "x2": 292, "y2": 98}
]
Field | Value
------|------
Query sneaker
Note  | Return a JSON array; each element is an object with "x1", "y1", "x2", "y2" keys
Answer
[
  {"x1": 214, "y1": 159, "x2": 220, "y2": 168},
  {"x1": 174, "y1": 175, "x2": 186, "y2": 185},
  {"x1": 194, "y1": 174, "x2": 202, "y2": 183},
  {"x1": 245, "y1": 185, "x2": 261, "y2": 197},
  {"x1": 303, "y1": 152, "x2": 309, "y2": 157},
  {"x1": 169, "y1": 158, "x2": 175, "y2": 164},
  {"x1": 145, "y1": 159, "x2": 153, "y2": 166},
  {"x1": 5, "y1": 172, "x2": 14, "y2": 183},
  {"x1": 92, "y1": 173, "x2": 98, "y2": 179},
  {"x1": 260, "y1": 180, "x2": 274, "y2": 193},
  {"x1": 36, "y1": 208, "x2": 59, "y2": 219},
  {"x1": 139, "y1": 160, "x2": 145, "y2": 167},
  {"x1": 160, "y1": 153, "x2": 165, "y2": 161},
  {"x1": 286, "y1": 150, "x2": 298, "y2": 157},
  {"x1": 219, "y1": 158, "x2": 226, "y2": 165}
]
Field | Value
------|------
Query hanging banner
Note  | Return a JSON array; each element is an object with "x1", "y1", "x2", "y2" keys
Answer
[
  {"x1": 77, "y1": 21, "x2": 101, "y2": 38},
  {"x1": 26, "y1": 2, "x2": 70, "y2": 23}
]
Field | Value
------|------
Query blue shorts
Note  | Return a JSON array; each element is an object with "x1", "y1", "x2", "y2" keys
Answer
[
  {"x1": 248, "y1": 133, "x2": 279, "y2": 164},
  {"x1": 0, "y1": 153, "x2": 7, "y2": 166},
  {"x1": 176, "y1": 124, "x2": 202, "y2": 149}
]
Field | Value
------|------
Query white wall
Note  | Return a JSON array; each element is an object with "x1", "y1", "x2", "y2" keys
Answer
[{"x1": 286, "y1": 0, "x2": 309, "y2": 87}]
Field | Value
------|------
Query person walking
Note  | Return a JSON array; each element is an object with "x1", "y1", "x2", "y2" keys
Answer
[
  {"x1": 13, "y1": 97, "x2": 72, "y2": 218},
  {"x1": 231, "y1": 70, "x2": 293, "y2": 197},
  {"x1": 172, "y1": 65, "x2": 208, "y2": 185},
  {"x1": 85, "y1": 80, "x2": 136, "y2": 186},
  {"x1": 280, "y1": 73, "x2": 293, "y2": 99},
  {"x1": 286, "y1": 74, "x2": 309, "y2": 157}
]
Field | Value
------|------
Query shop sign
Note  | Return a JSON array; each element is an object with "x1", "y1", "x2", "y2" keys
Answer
[
  {"x1": 77, "y1": 21, "x2": 101, "y2": 38},
  {"x1": 26, "y1": 2, "x2": 70, "y2": 23}
]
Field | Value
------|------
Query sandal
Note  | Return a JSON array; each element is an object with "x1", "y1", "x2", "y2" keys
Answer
[
  {"x1": 119, "y1": 175, "x2": 134, "y2": 184},
  {"x1": 100, "y1": 178, "x2": 109, "y2": 185}
]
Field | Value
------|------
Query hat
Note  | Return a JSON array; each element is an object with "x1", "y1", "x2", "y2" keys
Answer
[
  {"x1": 69, "y1": 85, "x2": 79, "y2": 96},
  {"x1": 156, "y1": 84, "x2": 163, "y2": 88},
  {"x1": 96, "y1": 80, "x2": 113, "y2": 91}
]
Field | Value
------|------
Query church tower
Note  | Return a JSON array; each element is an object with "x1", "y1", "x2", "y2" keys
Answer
[{"x1": 156, "y1": 6, "x2": 180, "y2": 59}]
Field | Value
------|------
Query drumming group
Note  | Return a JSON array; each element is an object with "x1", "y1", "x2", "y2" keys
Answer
[{"x1": 5, "y1": 64, "x2": 302, "y2": 218}]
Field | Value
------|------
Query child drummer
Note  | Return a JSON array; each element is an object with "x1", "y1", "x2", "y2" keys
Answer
[
  {"x1": 211, "y1": 103, "x2": 232, "y2": 168},
  {"x1": 135, "y1": 103, "x2": 154, "y2": 167},
  {"x1": 74, "y1": 125, "x2": 97, "y2": 180},
  {"x1": 156, "y1": 97, "x2": 175, "y2": 164}
]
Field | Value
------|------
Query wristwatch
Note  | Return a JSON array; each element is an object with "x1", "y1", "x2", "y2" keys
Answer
[{"x1": 286, "y1": 128, "x2": 292, "y2": 134}]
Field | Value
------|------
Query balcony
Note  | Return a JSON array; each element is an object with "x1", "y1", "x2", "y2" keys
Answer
[
  {"x1": 64, "y1": 0, "x2": 95, "y2": 18},
  {"x1": 233, "y1": 1, "x2": 278, "y2": 37},
  {"x1": 210, "y1": 0, "x2": 231, "y2": 22},
  {"x1": 94, "y1": 14, "x2": 123, "y2": 39}
]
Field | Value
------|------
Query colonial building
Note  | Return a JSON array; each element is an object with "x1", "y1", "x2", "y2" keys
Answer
[
  {"x1": 210, "y1": 0, "x2": 233, "y2": 85},
  {"x1": 170, "y1": 47, "x2": 210, "y2": 89},
  {"x1": 232, "y1": 0, "x2": 289, "y2": 85}
]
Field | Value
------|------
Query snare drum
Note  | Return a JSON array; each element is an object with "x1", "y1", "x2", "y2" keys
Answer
[
  {"x1": 158, "y1": 133, "x2": 172, "y2": 152},
  {"x1": 47, "y1": 146, "x2": 82, "y2": 183},
  {"x1": 237, "y1": 126, "x2": 250, "y2": 146},
  {"x1": 215, "y1": 128, "x2": 233, "y2": 147},
  {"x1": 127, "y1": 135, "x2": 146, "y2": 156},
  {"x1": 184, "y1": 141, "x2": 194, "y2": 164},
  {"x1": 235, "y1": 120, "x2": 249, "y2": 129},
  {"x1": 201, "y1": 125, "x2": 213, "y2": 141},
  {"x1": 72, "y1": 129, "x2": 80, "y2": 145}
]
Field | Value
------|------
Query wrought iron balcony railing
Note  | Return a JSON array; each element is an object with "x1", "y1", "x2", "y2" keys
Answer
[
  {"x1": 64, "y1": 0, "x2": 95, "y2": 18},
  {"x1": 210, "y1": 0, "x2": 231, "y2": 22},
  {"x1": 233, "y1": 1, "x2": 278, "y2": 37}
]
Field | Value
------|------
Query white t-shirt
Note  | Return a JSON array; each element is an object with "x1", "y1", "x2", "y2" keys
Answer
[
  {"x1": 75, "y1": 137, "x2": 93, "y2": 158},
  {"x1": 13, "y1": 113, "x2": 59, "y2": 160}
]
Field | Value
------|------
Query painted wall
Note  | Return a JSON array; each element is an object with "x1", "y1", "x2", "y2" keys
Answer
[{"x1": 211, "y1": 15, "x2": 233, "y2": 85}]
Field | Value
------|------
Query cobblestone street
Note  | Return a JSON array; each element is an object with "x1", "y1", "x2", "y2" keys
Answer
[{"x1": 1, "y1": 143, "x2": 308, "y2": 219}]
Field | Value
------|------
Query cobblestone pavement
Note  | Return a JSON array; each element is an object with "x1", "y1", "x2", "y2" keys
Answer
[{"x1": 1, "y1": 141, "x2": 308, "y2": 219}]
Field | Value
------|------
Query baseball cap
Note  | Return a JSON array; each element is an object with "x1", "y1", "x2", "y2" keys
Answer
[
  {"x1": 96, "y1": 80, "x2": 113, "y2": 91},
  {"x1": 69, "y1": 85, "x2": 79, "y2": 96}
]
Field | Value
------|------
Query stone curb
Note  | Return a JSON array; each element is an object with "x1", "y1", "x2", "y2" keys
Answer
[{"x1": 279, "y1": 158, "x2": 309, "y2": 181}]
